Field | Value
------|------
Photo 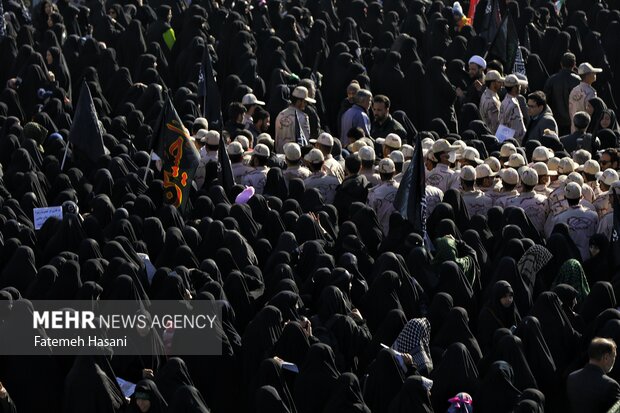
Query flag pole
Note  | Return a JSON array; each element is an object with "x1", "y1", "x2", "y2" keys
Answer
[
  {"x1": 143, "y1": 150, "x2": 153, "y2": 181},
  {"x1": 60, "y1": 142, "x2": 70, "y2": 170}
]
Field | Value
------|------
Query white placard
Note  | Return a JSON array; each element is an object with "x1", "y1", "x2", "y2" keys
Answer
[
  {"x1": 33, "y1": 206, "x2": 63, "y2": 230},
  {"x1": 496, "y1": 125, "x2": 516, "y2": 142}
]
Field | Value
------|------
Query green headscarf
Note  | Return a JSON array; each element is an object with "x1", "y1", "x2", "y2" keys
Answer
[
  {"x1": 553, "y1": 259, "x2": 590, "y2": 303},
  {"x1": 432, "y1": 236, "x2": 477, "y2": 287}
]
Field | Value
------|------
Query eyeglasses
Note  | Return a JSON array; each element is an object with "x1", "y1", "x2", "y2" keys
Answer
[{"x1": 526, "y1": 104, "x2": 538, "y2": 109}]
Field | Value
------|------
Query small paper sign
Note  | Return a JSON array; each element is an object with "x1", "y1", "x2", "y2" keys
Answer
[
  {"x1": 33, "y1": 206, "x2": 63, "y2": 230},
  {"x1": 496, "y1": 125, "x2": 516, "y2": 142}
]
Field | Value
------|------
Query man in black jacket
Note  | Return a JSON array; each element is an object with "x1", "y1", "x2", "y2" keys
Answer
[
  {"x1": 561, "y1": 112, "x2": 600, "y2": 154},
  {"x1": 370, "y1": 95, "x2": 406, "y2": 139},
  {"x1": 523, "y1": 91, "x2": 558, "y2": 145},
  {"x1": 333, "y1": 154, "x2": 370, "y2": 223},
  {"x1": 544, "y1": 52, "x2": 581, "y2": 135},
  {"x1": 567, "y1": 337, "x2": 620, "y2": 413}
]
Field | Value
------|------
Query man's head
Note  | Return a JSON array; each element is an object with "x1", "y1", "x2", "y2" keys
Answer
[
  {"x1": 600, "y1": 148, "x2": 620, "y2": 171},
  {"x1": 504, "y1": 74, "x2": 526, "y2": 96},
  {"x1": 227, "y1": 142, "x2": 245, "y2": 164},
  {"x1": 304, "y1": 148, "x2": 325, "y2": 172},
  {"x1": 284, "y1": 142, "x2": 302, "y2": 166},
  {"x1": 431, "y1": 139, "x2": 459, "y2": 166},
  {"x1": 561, "y1": 52, "x2": 577, "y2": 70},
  {"x1": 460, "y1": 165, "x2": 476, "y2": 190},
  {"x1": 372, "y1": 95, "x2": 391, "y2": 123},
  {"x1": 484, "y1": 70, "x2": 504, "y2": 92},
  {"x1": 251, "y1": 143, "x2": 270, "y2": 167},
  {"x1": 291, "y1": 86, "x2": 316, "y2": 110},
  {"x1": 475, "y1": 164, "x2": 496, "y2": 188},
  {"x1": 347, "y1": 82, "x2": 360, "y2": 101},
  {"x1": 564, "y1": 181, "x2": 582, "y2": 206},
  {"x1": 345, "y1": 154, "x2": 361, "y2": 176},
  {"x1": 578, "y1": 62, "x2": 602, "y2": 85},
  {"x1": 316, "y1": 132, "x2": 334, "y2": 156},
  {"x1": 356, "y1": 89, "x2": 372, "y2": 111},
  {"x1": 532, "y1": 162, "x2": 553, "y2": 185},
  {"x1": 520, "y1": 167, "x2": 538, "y2": 192},
  {"x1": 253, "y1": 106, "x2": 270, "y2": 133},
  {"x1": 378, "y1": 158, "x2": 396, "y2": 181},
  {"x1": 500, "y1": 168, "x2": 519, "y2": 191},
  {"x1": 359, "y1": 146, "x2": 375, "y2": 170},
  {"x1": 598, "y1": 168, "x2": 619, "y2": 191},
  {"x1": 382, "y1": 133, "x2": 402, "y2": 158},
  {"x1": 228, "y1": 102, "x2": 246, "y2": 124},
  {"x1": 589, "y1": 337, "x2": 617, "y2": 374},
  {"x1": 298, "y1": 78, "x2": 316, "y2": 99},
  {"x1": 241, "y1": 93, "x2": 265, "y2": 115},
  {"x1": 468, "y1": 55, "x2": 487, "y2": 79},
  {"x1": 527, "y1": 91, "x2": 547, "y2": 118},
  {"x1": 573, "y1": 111, "x2": 591, "y2": 132}
]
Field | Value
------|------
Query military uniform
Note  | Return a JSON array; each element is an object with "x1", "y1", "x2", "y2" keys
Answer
[
  {"x1": 361, "y1": 170, "x2": 381, "y2": 187},
  {"x1": 242, "y1": 166, "x2": 270, "y2": 194},
  {"x1": 479, "y1": 88, "x2": 501, "y2": 133},
  {"x1": 323, "y1": 155, "x2": 345, "y2": 183},
  {"x1": 506, "y1": 191, "x2": 550, "y2": 234},
  {"x1": 493, "y1": 190, "x2": 520, "y2": 208},
  {"x1": 275, "y1": 107, "x2": 310, "y2": 153},
  {"x1": 499, "y1": 94, "x2": 526, "y2": 143},
  {"x1": 545, "y1": 205, "x2": 599, "y2": 260},
  {"x1": 426, "y1": 185, "x2": 444, "y2": 216},
  {"x1": 367, "y1": 179, "x2": 400, "y2": 235},
  {"x1": 283, "y1": 165, "x2": 311, "y2": 184},
  {"x1": 304, "y1": 171, "x2": 340, "y2": 204},
  {"x1": 462, "y1": 190, "x2": 493, "y2": 217},
  {"x1": 568, "y1": 82, "x2": 597, "y2": 131},
  {"x1": 231, "y1": 162, "x2": 254, "y2": 184},
  {"x1": 426, "y1": 163, "x2": 460, "y2": 193}
]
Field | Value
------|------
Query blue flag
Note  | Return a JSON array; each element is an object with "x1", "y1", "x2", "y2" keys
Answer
[
  {"x1": 197, "y1": 46, "x2": 222, "y2": 132},
  {"x1": 393, "y1": 133, "x2": 427, "y2": 236}
]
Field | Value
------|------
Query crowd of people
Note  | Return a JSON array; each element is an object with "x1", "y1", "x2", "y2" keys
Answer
[{"x1": 2, "y1": 0, "x2": 620, "y2": 412}]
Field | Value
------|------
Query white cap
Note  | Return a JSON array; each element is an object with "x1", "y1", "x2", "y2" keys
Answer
[
  {"x1": 506, "y1": 153, "x2": 526, "y2": 168},
  {"x1": 564, "y1": 182, "x2": 582, "y2": 199},
  {"x1": 476, "y1": 163, "x2": 497, "y2": 179},
  {"x1": 558, "y1": 157, "x2": 577, "y2": 174},
  {"x1": 599, "y1": 168, "x2": 619, "y2": 186},
  {"x1": 485, "y1": 156, "x2": 501, "y2": 173},
  {"x1": 520, "y1": 167, "x2": 539, "y2": 187},
  {"x1": 359, "y1": 146, "x2": 375, "y2": 161},
  {"x1": 500, "y1": 168, "x2": 520, "y2": 185},
  {"x1": 432, "y1": 139, "x2": 459, "y2": 154},
  {"x1": 378, "y1": 158, "x2": 396, "y2": 174},
  {"x1": 195, "y1": 129, "x2": 209, "y2": 142},
  {"x1": 582, "y1": 159, "x2": 600, "y2": 175},
  {"x1": 504, "y1": 74, "x2": 528, "y2": 87},
  {"x1": 317, "y1": 132, "x2": 334, "y2": 147},
  {"x1": 500, "y1": 143, "x2": 517, "y2": 158},
  {"x1": 548, "y1": 157, "x2": 561, "y2": 173},
  {"x1": 304, "y1": 148, "x2": 324, "y2": 163},
  {"x1": 485, "y1": 70, "x2": 504, "y2": 82},
  {"x1": 202, "y1": 130, "x2": 220, "y2": 146},
  {"x1": 401, "y1": 144, "x2": 414, "y2": 158},
  {"x1": 468, "y1": 55, "x2": 487, "y2": 69},
  {"x1": 421, "y1": 138, "x2": 435, "y2": 151},
  {"x1": 532, "y1": 146, "x2": 552, "y2": 162},
  {"x1": 385, "y1": 133, "x2": 402, "y2": 149},
  {"x1": 461, "y1": 165, "x2": 476, "y2": 181},
  {"x1": 462, "y1": 147, "x2": 483, "y2": 164},
  {"x1": 578, "y1": 62, "x2": 603, "y2": 75},
  {"x1": 253, "y1": 143, "x2": 270, "y2": 158},
  {"x1": 193, "y1": 117, "x2": 208, "y2": 130},
  {"x1": 235, "y1": 135, "x2": 250, "y2": 150},
  {"x1": 257, "y1": 133, "x2": 274, "y2": 147},
  {"x1": 241, "y1": 93, "x2": 265, "y2": 106},
  {"x1": 389, "y1": 150, "x2": 404, "y2": 163},
  {"x1": 292, "y1": 86, "x2": 316, "y2": 103},
  {"x1": 226, "y1": 141, "x2": 244, "y2": 156},
  {"x1": 532, "y1": 162, "x2": 550, "y2": 177},
  {"x1": 567, "y1": 171, "x2": 585, "y2": 186},
  {"x1": 283, "y1": 142, "x2": 302, "y2": 161}
]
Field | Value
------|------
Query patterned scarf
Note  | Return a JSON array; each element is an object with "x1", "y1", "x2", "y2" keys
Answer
[
  {"x1": 553, "y1": 259, "x2": 591, "y2": 304},
  {"x1": 518, "y1": 244, "x2": 553, "y2": 289},
  {"x1": 392, "y1": 318, "x2": 433, "y2": 375}
]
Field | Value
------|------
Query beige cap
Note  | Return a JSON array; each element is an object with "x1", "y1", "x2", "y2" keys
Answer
[
  {"x1": 504, "y1": 74, "x2": 528, "y2": 87},
  {"x1": 283, "y1": 142, "x2": 302, "y2": 161},
  {"x1": 500, "y1": 143, "x2": 517, "y2": 158},
  {"x1": 578, "y1": 62, "x2": 603, "y2": 75},
  {"x1": 599, "y1": 168, "x2": 619, "y2": 186},
  {"x1": 548, "y1": 157, "x2": 560, "y2": 172},
  {"x1": 253, "y1": 143, "x2": 270, "y2": 158},
  {"x1": 453, "y1": 140, "x2": 468, "y2": 158},
  {"x1": 257, "y1": 133, "x2": 274, "y2": 147},
  {"x1": 485, "y1": 156, "x2": 501, "y2": 173},
  {"x1": 241, "y1": 93, "x2": 265, "y2": 106},
  {"x1": 582, "y1": 159, "x2": 600, "y2": 175},
  {"x1": 317, "y1": 132, "x2": 334, "y2": 147},
  {"x1": 292, "y1": 86, "x2": 316, "y2": 103},
  {"x1": 401, "y1": 144, "x2": 414, "y2": 158},
  {"x1": 462, "y1": 147, "x2": 483, "y2": 164},
  {"x1": 520, "y1": 167, "x2": 539, "y2": 187},
  {"x1": 500, "y1": 168, "x2": 520, "y2": 185},
  {"x1": 195, "y1": 129, "x2": 209, "y2": 142},
  {"x1": 235, "y1": 135, "x2": 250, "y2": 150},
  {"x1": 558, "y1": 157, "x2": 576, "y2": 174},
  {"x1": 421, "y1": 138, "x2": 435, "y2": 151},
  {"x1": 226, "y1": 141, "x2": 244, "y2": 156},
  {"x1": 506, "y1": 153, "x2": 526, "y2": 168},
  {"x1": 532, "y1": 162, "x2": 550, "y2": 177},
  {"x1": 193, "y1": 117, "x2": 208, "y2": 130},
  {"x1": 304, "y1": 148, "x2": 324, "y2": 163},
  {"x1": 432, "y1": 139, "x2": 459, "y2": 154},
  {"x1": 476, "y1": 163, "x2": 497, "y2": 179},
  {"x1": 485, "y1": 70, "x2": 504, "y2": 82},
  {"x1": 348, "y1": 139, "x2": 368, "y2": 153},
  {"x1": 378, "y1": 158, "x2": 396, "y2": 173},
  {"x1": 385, "y1": 133, "x2": 402, "y2": 149},
  {"x1": 461, "y1": 165, "x2": 476, "y2": 181},
  {"x1": 564, "y1": 182, "x2": 582, "y2": 199},
  {"x1": 389, "y1": 150, "x2": 404, "y2": 163},
  {"x1": 567, "y1": 171, "x2": 584, "y2": 186},
  {"x1": 359, "y1": 146, "x2": 375, "y2": 161},
  {"x1": 532, "y1": 146, "x2": 552, "y2": 162},
  {"x1": 203, "y1": 130, "x2": 220, "y2": 145}
]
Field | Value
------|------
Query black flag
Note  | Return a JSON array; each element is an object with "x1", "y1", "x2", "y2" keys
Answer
[
  {"x1": 611, "y1": 188, "x2": 620, "y2": 271},
  {"x1": 477, "y1": 0, "x2": 501, "y2": 44},
  {"x1": 152, "y1": 98, "x2": 200, "y2": 213},
  {"x1": 487, "y1": 15, "x2": 522, "y2": 75},
  {"x1": 197, "y1": 46, "x2": 222, "y2": 131},
  {"x1": 69, "y1": 81, "x2": 106, "y2": 162},
  {"x1": 294, "y1": 109, "x2": 308, "y2": 146},
  {"x1": 393, "y1": 133, "x2": 427, "y2": 236},
  {"x1": 218, "y1": 134, "x2": 235, "y2": 195}
]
